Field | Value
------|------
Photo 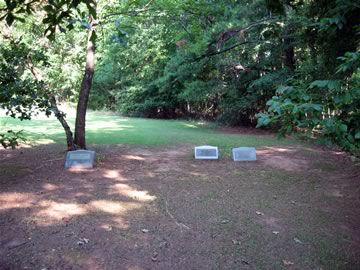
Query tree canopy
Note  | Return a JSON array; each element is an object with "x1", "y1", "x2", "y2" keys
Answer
[{"x1": 1, "y1": 0, "x2": 359, "y2": 154}]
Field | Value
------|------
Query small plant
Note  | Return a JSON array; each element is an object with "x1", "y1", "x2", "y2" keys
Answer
[
  {"x1": 0, "y1": 130, "x2": 25, "y2": 149},
  {"x1": 96, "y1": 154, "x2": 106, "y2": 163}
]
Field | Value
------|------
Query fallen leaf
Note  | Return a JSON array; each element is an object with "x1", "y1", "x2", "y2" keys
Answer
[
  {"x1": 272, "y1": 231, "x2": 280, "y2": 235},
  {"x1": 105, "y1": 226, "x2": 113, "y2": 231},
  {"x1": 159, "y1": 241, "x2": 169, "y2": 248},
  {"x1": 232, "y1": 240, "x2": 240, "y2": 245},
  {"x1": 256, "y1": 211, "x2": 264, "y2": 216},
  {"x1": 77, "y1": 238, "x2": 89, "y2": 245},
  {"x1": 294, "y1": 237, "x2": 303, "y2": 244},
  {"x1": 151, "y1": 252, "x2": 158, "y2": 262},
  {"x1": 283, "y1": 260, "x2": 294, "y2": 266}
]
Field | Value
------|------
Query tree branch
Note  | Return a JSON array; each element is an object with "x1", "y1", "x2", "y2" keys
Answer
[{"x1": 191, "y1": 40, "x2": 253, "y2": 63}]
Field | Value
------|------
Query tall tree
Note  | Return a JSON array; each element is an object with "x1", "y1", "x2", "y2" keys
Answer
[{"x1": 74, "y1": 6, "x2": 97, "y2": 149}]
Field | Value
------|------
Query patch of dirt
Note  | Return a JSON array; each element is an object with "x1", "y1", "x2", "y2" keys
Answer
[
  {"x1": 0, "y1": 143, "x2": 359, "y2": 270},
  {"x1": 257, "y1": 146, "x2": 310, "y2": 172}
]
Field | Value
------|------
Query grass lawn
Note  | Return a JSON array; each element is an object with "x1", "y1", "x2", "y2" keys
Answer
[{"x1": 0, "y1": 110, "x2": 294, "y2": 152}]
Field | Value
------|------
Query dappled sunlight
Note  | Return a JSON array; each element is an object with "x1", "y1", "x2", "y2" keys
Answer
[
  {"x1": 86, "y1": 121, "x2": 134, "y2": 130},
  {"x1": 0, "y1": 192, "x2": 35, "y2": 210},
  {"x1": 0, "y1": 193, "x2": 149, "y2": 228},
  {"x1": 16, "y1": 138, "x2": 57, "y2": 148},
  {"x1": 0, "y1": 151, "x2": 14, "y2": 159},
  {"x1": 103, "y1": 169, "x2": 128, "y2": 181},
  {"x1": 189, "y1": 172, "x2": 206, "y2": 176},
  {"x1": 14, "y1": 124, "x2": 64, "y2": 135},
  {"x1": 183, "y1": 123, "x2": 199, "y2": 129},
  {"x1": 145, "y1": 172, "x2": 155, "y2": 178},
  {"x1": 123, "y1": 155, "x2": 145, "y2": 161},
  {"x1": 0, "y1": 174, "x2": 156, "y2": 228},
  {"x1": 66, "y1": 167, "x2": 89, "y2": 173},
  {"x1": 1, "y1": 110, "x2": 293, "y2": 147},
  {"x1": 127, "y1": 266, "x2": 144, "y2": 270},
  {"x1": 85, "y1": 112, "x2": 129, "y2": 122},
  {"x1": 15, "y1": 195, "x2": 149, "y2": 228},
  {"x1": 89, "y1": 127, "x2": 135, "y2": 132},
  {"x1": 28, "y1": 138, "x2": 56, "y2": 145},
  {"x1": 89, "y1": 200, "x2": 141, "y2": 215},
  {"x1": 74, "y1": 192, "x2": 89, "y2": 197},
  {"x1": 110, "y1": 184, "x2": 156, "y2": 202},
  {"x1": 36, "y1": 201, "x2": 87, "y2": 223},
  {"x1": 1, "y1": 141, "x2": 357, "y2": 269},
  {"x1": 104, "y1": 170, "x2": 120, "y2": 178},
  {"x1": 43, "y1": 183, "x2": 59, "y2": 191},
  {"x1": 260, "y1": 146, "x2": 296, "y2": 153}
]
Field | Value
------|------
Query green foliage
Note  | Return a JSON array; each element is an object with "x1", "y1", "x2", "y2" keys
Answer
[
  {"x1": 1, "y1": 0, "x2": 359, "y2": 154},
  {"x1": 0, "y1": 129, "x2": 25, "y2": 149},
  {"x1": 258, "y1": 51, "x2": 360, "y2": 154},
  {"x1": 0, "y1": 41, "x2": 51, "y2": 120},
  {"x1": 0, "y1": 0, "x2": 96, "y2": 39}
]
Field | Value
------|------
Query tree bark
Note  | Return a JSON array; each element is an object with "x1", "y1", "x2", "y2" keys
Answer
[
  {"x1": 49, "y1": 96, "x2": 76, "y2": 150},
  {"x1": 74, "y1": 17, "x2": 96, "y2": 149},
  {"x1": 283, "y1": 3, "x2": 295, "y2": 70}
]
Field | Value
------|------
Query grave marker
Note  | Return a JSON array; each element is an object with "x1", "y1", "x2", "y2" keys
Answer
[
  {"x1": 232, "y1": 147, "x2": 256, "y2": 161},
  {"x1": 194, "y1": 145, "x2": 219, "y2": 160},
  {"x1": 65, "y1": 150, "x2": 96, "y2": 168}
]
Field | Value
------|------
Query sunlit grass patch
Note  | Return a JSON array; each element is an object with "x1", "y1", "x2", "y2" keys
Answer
[{"x1": 0, "y1": 110, "x2": 295, "y2": 148}]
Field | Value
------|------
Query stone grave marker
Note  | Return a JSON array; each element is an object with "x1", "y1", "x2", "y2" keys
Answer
[
  {"x1": 65, "y1": 150, "x2": 96, "y2": 168},
  {"x1": 194, "y1": 145, "x2": 219, "y2": 160},
  {"x1": 232, "y1": 147, "x2": 256, "y2": 161}
]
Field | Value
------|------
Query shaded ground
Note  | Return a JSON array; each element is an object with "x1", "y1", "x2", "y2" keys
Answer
[{"x1": 0, "y1": 143, "x2": 359, "y2": 270}]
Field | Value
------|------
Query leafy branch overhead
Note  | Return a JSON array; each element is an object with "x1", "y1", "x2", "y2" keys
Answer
[{"x1": 1, "y1": 0, "x2": 96, "y2": 38}]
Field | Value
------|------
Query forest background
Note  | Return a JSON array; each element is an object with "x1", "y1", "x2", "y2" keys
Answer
[{"x1": 0, "y1": 0, "x2": 359, "y2": 154}]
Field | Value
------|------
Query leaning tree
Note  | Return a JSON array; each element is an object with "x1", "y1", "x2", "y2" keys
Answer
[{"x1": 0, "y1": 0, "x2": 151, "y2": 150}]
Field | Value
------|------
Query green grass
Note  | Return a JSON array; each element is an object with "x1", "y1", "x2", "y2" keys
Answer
[{"x1": 0, "y1": 110, "x2": 295, "y2": 150}]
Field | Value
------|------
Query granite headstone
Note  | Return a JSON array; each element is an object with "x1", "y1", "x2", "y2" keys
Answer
[
  {"x1": 194, "y1": 145, "x2": 219, "y2": 160},
  {"x1": 65, "y1": 150, "x2": 96, "y2": 168},
  {"x1": 232, "y1": 147, "x2": 256, "y2": 161}
]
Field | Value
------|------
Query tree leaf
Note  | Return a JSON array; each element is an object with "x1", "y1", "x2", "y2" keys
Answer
[
  {"x1": 310, "y1": 80, "x2": 328, "y2": 88},
  {"x1": 339, "y1": 124, "x2": 347, "y2": 133}
]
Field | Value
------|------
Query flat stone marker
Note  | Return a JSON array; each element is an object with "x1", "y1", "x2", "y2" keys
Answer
[
  {"x1": 194, "y1": 145, "x2": 219, "y2": 160},
  {"x1": 65, "y1": 150, "x2": 96, "y2": 169},
  {"x1": 232, "y1": 147, "x2": 256, "y2": 161}
]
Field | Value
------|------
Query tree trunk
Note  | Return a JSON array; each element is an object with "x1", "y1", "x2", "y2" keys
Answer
[
  {"x1": 284, "y1": 29, "x2": 295, "y2": 70},
  {"x1": 74, "y1": 18, "x2": 96, "y2": 149},
  {"x1": 283, "y1": 3, "x2": 295, "y2": 70},
  {"x1": 26, "y1": 56, "x2": 76, "y2": 150},
  {"x1": 49, "y1": 96, "x2": 76, "y2": 150}
]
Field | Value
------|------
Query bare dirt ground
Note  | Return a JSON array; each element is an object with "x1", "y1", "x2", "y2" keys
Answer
[{"x1": 0, "y1": 143, "x2": 359, "y2": 270}]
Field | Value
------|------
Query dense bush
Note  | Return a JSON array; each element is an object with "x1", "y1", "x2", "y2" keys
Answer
[{"x1": 258, "y1": 51, "x2": 360, "y2": 154}]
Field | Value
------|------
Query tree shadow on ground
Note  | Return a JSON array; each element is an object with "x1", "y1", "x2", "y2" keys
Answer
[{"x1": 0, "y1": 144, "x2": 359, "y2": 270}]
